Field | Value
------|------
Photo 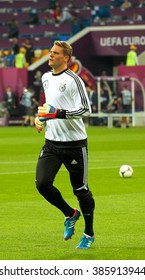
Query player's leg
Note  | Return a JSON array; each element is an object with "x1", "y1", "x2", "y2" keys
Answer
[
  {"x1": 61, "y1": 146, "x2": 95, "y2": 247},
  {"x1": 125, "y1": 105, "x2": 131, "y2": 128},
  {"x1": 118, "y1": 115, "x2": 123, "y2": 127},
  {"x1": 70, "y1": 146, "x2": 95, "y2": 236},
  {"x1": 23, "y1": 115, "x2": 30, "y2": 126},
  {"x1": 35, "y1": 144, "x2": 74, "y2": 217},
  {"x1": 126, "y1": 116, "x2": 130, "y2": 127}
]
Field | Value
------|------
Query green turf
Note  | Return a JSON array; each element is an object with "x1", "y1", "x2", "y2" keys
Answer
[{"x1": 0, "y1": 126, "x2": 145, "y2": 260}]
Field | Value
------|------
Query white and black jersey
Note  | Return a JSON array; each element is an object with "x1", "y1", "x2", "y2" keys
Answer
[{"x1": 42, "y1": 68, "x2": 91, "y2": 142}]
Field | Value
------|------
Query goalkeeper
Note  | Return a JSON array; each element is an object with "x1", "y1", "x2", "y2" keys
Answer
[{"x1": 35, "y1": 41, "x2": 95, "y2": 249}]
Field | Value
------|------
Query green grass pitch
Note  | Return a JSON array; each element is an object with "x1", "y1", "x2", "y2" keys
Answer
[{"x1": 0, "y1": 126, "x2": 145, "y2": 260}]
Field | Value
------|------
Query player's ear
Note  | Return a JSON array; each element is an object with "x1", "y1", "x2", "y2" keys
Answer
[{"x1": 64, "y1": 55, "x2": 70, "y2": 63}]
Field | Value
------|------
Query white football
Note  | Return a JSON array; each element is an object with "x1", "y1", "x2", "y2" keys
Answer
[{"x1": 119, "y1": 164, "x2": 133, "y2": 178}]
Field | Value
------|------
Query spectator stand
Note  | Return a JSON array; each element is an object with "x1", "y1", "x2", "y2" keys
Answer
[{"x1": 0, "y1": 0, "x2": 143, "y2": 52}]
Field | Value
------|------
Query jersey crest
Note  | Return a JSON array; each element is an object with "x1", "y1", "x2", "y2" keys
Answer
[
  {"x1": 43, "y1": 80, "x2": 48, "y2": 90},
  {"x1": 59, "y1": 83, "x2": 66, "y2": 92}
]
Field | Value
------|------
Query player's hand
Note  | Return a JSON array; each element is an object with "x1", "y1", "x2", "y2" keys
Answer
[
  {"x1": 35, "y1": 116, "x2": 45, "y2": 132},
  {"x1": 38, "y1": 103, "x2": 58, "y2": 121}
]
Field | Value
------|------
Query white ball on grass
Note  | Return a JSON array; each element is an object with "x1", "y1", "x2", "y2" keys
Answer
[{"x1": 119, "y1": 165, "x2": 133, "y2": 178}]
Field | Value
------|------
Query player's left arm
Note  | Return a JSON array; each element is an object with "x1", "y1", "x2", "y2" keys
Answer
[
  {"x1": 38, "y1": 97, "x2": 91, "y2": 121},
  {"x1": 38, "y1": 103, "x2": 66, "y2": 121},
  {"x1": 65, "y1": 78, "x2": 91, "y2": 119}
]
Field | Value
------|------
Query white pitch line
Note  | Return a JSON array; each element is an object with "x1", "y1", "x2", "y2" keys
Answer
[
  {"x1": 0, "y1": 161, "x2": 36, "y2": 165},
  {"x1": 0, "y1": 164, "x2": 145, "y2": 175},
  {"x1": 0, "y1": 159, "x2": 145, "y2": 165},
  {"x1": 0, "y1": 171, "x2": 36, "y2": 175}
]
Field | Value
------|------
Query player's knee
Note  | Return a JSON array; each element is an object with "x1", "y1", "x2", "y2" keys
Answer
[
  {"x1": 35, "y1": 179, "x2": 52, "y2": 194},
  {"x1": 74, "y1": 188, "x2": 95, "y2": 213}
]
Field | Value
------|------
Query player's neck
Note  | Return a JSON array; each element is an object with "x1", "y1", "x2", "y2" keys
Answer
[{"x1": 52, "y1": 65, "x2": 67, "y2": 74}]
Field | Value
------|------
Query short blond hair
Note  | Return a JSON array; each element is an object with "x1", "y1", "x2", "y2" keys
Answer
[{"x1": 54, "y1": 40, "x2": 73, "y2": 61}]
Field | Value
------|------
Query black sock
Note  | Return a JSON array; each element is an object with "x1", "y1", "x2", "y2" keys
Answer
[{"x1": 83, "y1": 211, "x2": 94, "y2": 236}]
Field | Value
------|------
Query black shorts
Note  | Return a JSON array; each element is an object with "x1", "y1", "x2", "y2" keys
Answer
[
  {"x1": 36, "y1": 139, "x2": 88, "y2": 191},
  {"x1": 121, "y1": 105, "x2": 131, "y2": 113}
]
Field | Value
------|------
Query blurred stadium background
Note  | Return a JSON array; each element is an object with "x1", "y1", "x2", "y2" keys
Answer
[{"x1": 0, "y1": 0, "x2": 145, "y2": 127}]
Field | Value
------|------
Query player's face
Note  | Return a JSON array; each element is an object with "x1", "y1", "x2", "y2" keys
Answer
[{"x1": 48, "y1": 45, "x2": 69, "y2": 72}]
